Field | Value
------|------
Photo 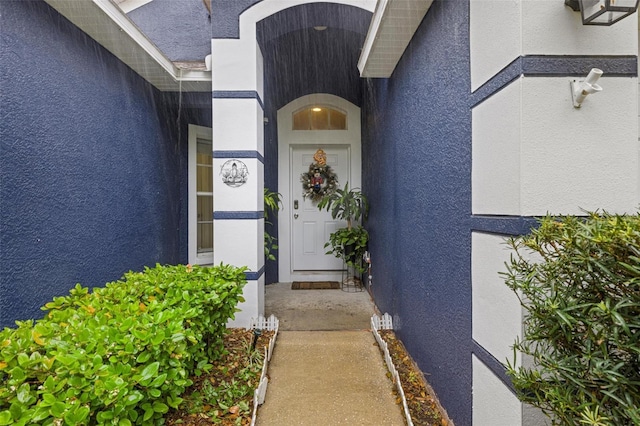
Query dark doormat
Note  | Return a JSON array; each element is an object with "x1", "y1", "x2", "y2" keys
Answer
[{"x1": 291, "y1": 281, "x2": 340, "y2": 290}]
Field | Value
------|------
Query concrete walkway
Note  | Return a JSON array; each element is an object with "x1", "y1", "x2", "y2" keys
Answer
[
  {"x1": 263, "y1": 281, "x2": 378, "y2": 331},
  {"x1": 256, "y1": 283, "x2": 405, "y2": 425}
]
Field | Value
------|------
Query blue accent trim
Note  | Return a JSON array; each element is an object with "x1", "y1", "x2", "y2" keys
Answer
[
  {"x1": 472, "y1": 55, "x2": 638, "y2": 107},
  {"x1": 213, "y1": 90, "x2": 264, "y2": 110},
  {"x1": 213, "y1": 150, "x2": 264, "y2": 163},
  {"x1": 471, "y1": 58, "x2": 522, "y2": 107},
  {"x1": 472, "y1": 340, "x2": 517, "y2": 396},
  {"x1": 470, "y1": 216, "x2": 539, "y2": 236},
  {"x1": 214, "y1": 211, "x2": 264, "y2": 220},
  {"x1": 244, "y1": 266, "x2": 265, "y2": 281},
  {"x1": 522, "y1": 55, "x2": 637, "y2": 77}
]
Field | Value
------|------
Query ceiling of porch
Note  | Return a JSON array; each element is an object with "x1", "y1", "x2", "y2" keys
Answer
[
  {"x1": 256, "y1": 3, "x2": 372, "y2": 109},
  {"x1": 43, "y1": 0, "x2": 426, "y2": 92}
]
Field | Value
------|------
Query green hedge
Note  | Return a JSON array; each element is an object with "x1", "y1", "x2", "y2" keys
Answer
[
  {"x1": 504, "y1": 212, "x2": 640, "y2": 425},
  {"x1": 0, "y1": 263, "x2": 247, "y2": 425}
]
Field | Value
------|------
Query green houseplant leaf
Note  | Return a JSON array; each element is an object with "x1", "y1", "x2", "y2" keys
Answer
[{"x1": 318, "y1": 182, "x2": 369, "y2": 273}]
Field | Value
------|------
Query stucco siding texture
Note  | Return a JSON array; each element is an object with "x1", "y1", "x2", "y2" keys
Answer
[
  {"x1": 212, "y1": 0, "x2": 262, "y2": 39},
  {"x1": 127, "y1": 0, "x2": 212, "y2": 62},
  {"x1": 0, "y1": 1, "x2": 187, "y2": 327},
  {"x1": 362, "y1": 2, "x2": 472, "y2": 424}
]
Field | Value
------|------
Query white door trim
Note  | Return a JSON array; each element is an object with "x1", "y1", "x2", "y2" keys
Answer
[{"x1": 277, "y1": 94, "x2": 362, "y2": 283}]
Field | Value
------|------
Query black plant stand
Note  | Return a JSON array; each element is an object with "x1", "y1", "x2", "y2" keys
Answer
[{"x1": 341, "y1": 259, "x2": 364, "y2": 292}]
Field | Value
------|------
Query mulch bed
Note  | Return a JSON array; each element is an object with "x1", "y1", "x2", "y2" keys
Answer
[
  {"x1": 378, "y1": 329, "x2": 450, "y2": 426},
  {"x1": 165, "y1": 329, "x2": 273, "y2": 426}
]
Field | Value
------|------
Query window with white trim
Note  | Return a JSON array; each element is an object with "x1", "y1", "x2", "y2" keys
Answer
[
  {"x1": 293, "y1": 106, "x2": 347, "y2": 130},
  {"x1": 188, "y1": 125, "x2": 213, "y2": 265}
]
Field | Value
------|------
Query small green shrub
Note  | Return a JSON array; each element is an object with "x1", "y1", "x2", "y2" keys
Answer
[
  {"x1": 503, "y1": 212, "x2": 640, "y2": 426},
  {"x1": 0, "y1": 263, "x2": 246, "y2": 425},
  {"x1": 264, "y1": 187, "x2": 282, "y2": 262}
]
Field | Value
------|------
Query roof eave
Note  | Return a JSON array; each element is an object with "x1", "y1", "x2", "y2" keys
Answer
[
  {"x1": 358, "y1": 0, "x2": 433, "y2": 78},
  {"x1": 44, "y1": 0, "x2": 211, "y2": 92}
]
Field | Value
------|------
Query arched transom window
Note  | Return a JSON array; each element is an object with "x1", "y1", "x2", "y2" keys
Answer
[{"x1": 293, "y1": 106, "x2": 347, "y2": 130}]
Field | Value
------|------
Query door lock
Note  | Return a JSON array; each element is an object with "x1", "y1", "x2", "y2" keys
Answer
[{"x1": 294, "y1": 200, "x2": 299, "y2": 210}]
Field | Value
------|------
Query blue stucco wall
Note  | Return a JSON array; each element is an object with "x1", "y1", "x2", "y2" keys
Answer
[
  {"x1": 362, "y1": 2, "x2": 472, "y2": 424},
  {"x1": 263, "y1": 106, "x2": 279, "y2": 284},
  {"x1": 212, "y1": 0, "x2": 262, "y2": 39},
  {"x1": 127, "y1": 0, "x2": 212, "y2": 62},
  {"x1": 0, "y1": 1, "x2": 207, "y2": 328}
]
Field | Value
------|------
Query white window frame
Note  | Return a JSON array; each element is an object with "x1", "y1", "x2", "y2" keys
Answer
[{"x1": 188, "y1": 124, "x2": 214, "y2": 265}]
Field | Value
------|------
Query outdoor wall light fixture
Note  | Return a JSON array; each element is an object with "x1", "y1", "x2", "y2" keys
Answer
[
  {"x1": 565, "y1": 0, "x2": 639, "y2": 25},
  {"x1": 571, "y1": 68, "x2": 603, "y2": 108}
]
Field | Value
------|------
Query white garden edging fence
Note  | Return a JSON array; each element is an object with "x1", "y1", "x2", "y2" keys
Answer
[
  {"x1": 371, "y1": 313, "x2": 414, "y2": 426},
  {"x1": 249, "y1": 314, "x2": 279, "y2": 426}
]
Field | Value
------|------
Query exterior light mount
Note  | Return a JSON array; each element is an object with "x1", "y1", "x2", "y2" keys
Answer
[
  {"x1": 571, "y1": 68, "x2": 603, "y2": 108},
  {"x1": 565, "y1": 0, "x2": 640, "y2": 25}
]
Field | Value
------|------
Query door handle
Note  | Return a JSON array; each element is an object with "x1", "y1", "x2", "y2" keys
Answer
[{"x1": 294, "y1": 214, "x2": 299, "y2": 219}]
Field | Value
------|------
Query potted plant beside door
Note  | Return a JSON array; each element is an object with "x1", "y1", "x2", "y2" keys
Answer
[{"x1": 317, "y1": 183, "x2": 369, "y2": 276}]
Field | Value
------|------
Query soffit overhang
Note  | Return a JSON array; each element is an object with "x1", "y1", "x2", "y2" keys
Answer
[
  {"x1": 358, "y1": 0, "x2": 433, "y2": 78},
  {"x1": 43, "y1": 0, "x2": 211, "y2": 92},
  {"x1": 115, "y1": 0, "x2": 154, "y2": 14}
]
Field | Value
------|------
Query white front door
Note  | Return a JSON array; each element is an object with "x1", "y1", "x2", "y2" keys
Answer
[
  {"x1": 291, "y1": 145, "x2": 350, "y2": 271},
  {"x1": 278, "y1": 94, "x2": 362, "y2": 283}
]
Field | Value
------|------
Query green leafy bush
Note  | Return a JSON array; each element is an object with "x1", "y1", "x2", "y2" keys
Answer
[
  {"x1": 503, "y1": 212, "x2": 640, "y2": 425},
  {"x1": 0, "y1": 263, "x2": 246, "y2": 425}
]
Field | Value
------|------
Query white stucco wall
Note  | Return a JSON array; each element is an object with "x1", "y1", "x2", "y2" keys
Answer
[
  {"x1": 472, "y1": 232, "x2": 522, "y2": 366},
  {"x1": 471, "y1": 3, "x2": 638, "y2": 425},
  {"x1": 519, "y1": 76, "x2": 638, "y2": 216},
  {"x1": 470, "y1": 0, "x2": 637, "y2": 91},
  {"x1": 470, "y1": 0, "x2": 521, "y2": 91},
  {"x1": 472, "y1": 356, "x2": 523, "y2": 426},
  {"x1": 212, "y1": 99, "x2": 264, "y2": 153},
  {"x1": 214, "y1": 219, "x2": 264, "y2": 272},
  {"x1": 473, "y1": 76, "x2": 639, "y2": 216},
  {"x1": 472, "y1": 80, "x2": 521, "y2": 215},
  {"x1": 522, "y1": 1, "x2": 637, "y2": 56},
  {"x1": 212, "y1": 39, "x2": 263, "y2": 96},
  {"x1": 227, "y1": 277, "x2": 265, "y2": 328}
]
